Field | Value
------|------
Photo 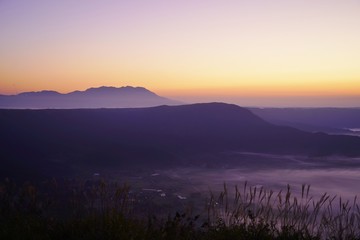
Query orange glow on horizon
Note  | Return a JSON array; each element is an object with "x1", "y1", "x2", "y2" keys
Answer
[{"x1": 1, "y1": 0, "x2": 360, "y2": 106}]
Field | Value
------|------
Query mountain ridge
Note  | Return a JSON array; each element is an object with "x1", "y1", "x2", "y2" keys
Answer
[
  {"x1": 0, "y1": 86, "x2": 180, "y2": 108},
  {"x1": 250, "y1": 107, "x2": 360, "y2": 135},
  {"x1": 2, "y1": 86, "x2": 158, "y2": 96}
]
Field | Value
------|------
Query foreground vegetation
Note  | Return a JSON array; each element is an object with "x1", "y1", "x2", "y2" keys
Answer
[{"x1": 1, "y1": 178, "x2": 360, "y2": 240}]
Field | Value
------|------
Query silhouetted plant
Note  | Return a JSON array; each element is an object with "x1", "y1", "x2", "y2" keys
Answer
[{"x1": 1, "y1": 178, "x2": 360, "y2": 239}]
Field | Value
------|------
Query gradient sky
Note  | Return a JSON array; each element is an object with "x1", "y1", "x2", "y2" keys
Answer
[{"x1": 1, "y1": 0, "x2": 360, "y2": 107}]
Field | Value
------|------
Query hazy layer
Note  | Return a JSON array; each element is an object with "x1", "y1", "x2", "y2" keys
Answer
[{"x1": 110, "y1": 153, "x2": 360, "y2": 202}]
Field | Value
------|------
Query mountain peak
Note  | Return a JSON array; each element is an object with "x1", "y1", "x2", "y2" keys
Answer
[
  {"x1": 18, "y1": 90, "x2": 61, "y2": 97},
  {"x1": 0, "y1": 86, "x2": 179, "y2": 109},
  {"x1": 153, "y1": 102, "x2": 267, "y2": 126},
  {"x1": 79, "y1": 86, "x2": 157, "y2": 96}
]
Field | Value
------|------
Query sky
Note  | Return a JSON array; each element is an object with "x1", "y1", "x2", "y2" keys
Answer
[{"x1": 0, "y1": 0, "x2": 360, "y2": 107}]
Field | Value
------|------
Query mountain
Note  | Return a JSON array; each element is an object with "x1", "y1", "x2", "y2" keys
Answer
[
  {"x1": 250, "y1": 108, "x2": 360, "y2": 135},
  {"x1": 1, "y1": 103, "x2": 360, "y2": 180},
  {"x1": 0, "y1": 86, "x2": 180, "y2": 109}
]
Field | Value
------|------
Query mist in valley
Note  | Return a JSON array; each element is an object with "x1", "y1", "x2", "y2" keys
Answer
[{"x1": 100, "y1": 152, "x2": 360, "y2": 209}]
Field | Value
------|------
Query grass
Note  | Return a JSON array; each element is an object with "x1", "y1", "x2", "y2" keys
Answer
[
  {"x1": 207, "y1": 182, "x2": 360, "y2": 239},
  {"x1": 1, "y1": 178, "x2": 360, "y2": 240}
]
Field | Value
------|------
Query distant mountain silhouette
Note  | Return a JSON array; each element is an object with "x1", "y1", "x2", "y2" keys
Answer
[
  {"x1": 250, "y1": 108, "x2": 360, "y2": 135},
  {"x1": 1, "y1": 103, "x2": 360, "y2": 180},
  {"x1": 0, "y1": 86, "x2": 180, "y2": 109}
]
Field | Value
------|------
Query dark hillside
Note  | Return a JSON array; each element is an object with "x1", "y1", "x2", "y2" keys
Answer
[{"x1": 1, "y1": 103, "x2": 360, "y2": 179}]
